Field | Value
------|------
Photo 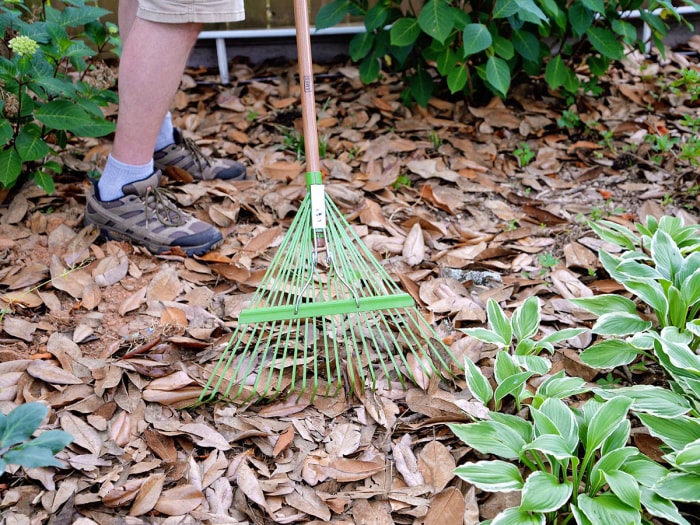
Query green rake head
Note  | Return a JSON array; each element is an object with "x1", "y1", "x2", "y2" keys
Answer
[{"x1": 199, "y1": 176, "x2": 461, "y2": 404}]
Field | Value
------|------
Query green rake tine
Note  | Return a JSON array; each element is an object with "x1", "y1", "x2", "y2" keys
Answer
[{"x1": 360, "y1": 310, "x2": 408, "y2": 388}]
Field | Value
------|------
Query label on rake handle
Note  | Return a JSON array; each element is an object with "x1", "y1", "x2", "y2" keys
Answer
[{"x1": 310, "y1": 184, "x2": 326, "y2": 230}]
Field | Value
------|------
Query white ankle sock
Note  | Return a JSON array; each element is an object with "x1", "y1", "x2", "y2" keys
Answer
[
  {"x1": 98, "y1": 154, "x2": 154, "y2": 201},
  {"x1": 155, "y1": 112, "x2": 175, "y2": 151}
]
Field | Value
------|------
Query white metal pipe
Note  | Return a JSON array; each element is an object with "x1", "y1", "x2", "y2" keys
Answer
[{"x1": 199, "y1": 7, "x2": 699, "y2": 83}]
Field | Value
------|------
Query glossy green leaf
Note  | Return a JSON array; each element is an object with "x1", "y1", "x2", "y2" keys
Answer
[
  {"x1": 492, "y1": 507, "x2": 545, "y2": 525},
  {"x1": 417, "y1": 0, "x2": 454, "y2": 44},
  {"x1": 493, "y1": 0, "x2": 519, "y2": 19},
  {"x1": 3, "y1": 446, "x2": 63, "y2": 468},
  {"x1": 640, "y1": 488, "x2": 691, "y2": 525},
  {"x1": 622, "y1": 456, "x2": 669, "y2": 488},
  {"x1": 35, "y1": 100, "x2": 114, "y2": 137},
  {"x1": 494, "y1": 371, "x2": 533, "y2": 407},
  {"x1": 0, "y1": 403, "x2": 48, "y2": 448},
  {"x1": 569, "y1": 2, "x2": 594, "y2": 37},
  {"x1": 681, "y1": 269, "x2": 700, "y2": 307},
  {"x1": 461, "y1": 327, "x2": 507, "y2": 347},
  {"x1": 651, "y1": 229, "x2": 684, "y2": 283},
  {"x1": 675, "y1": 439, "x2": 700, "y2": 475},
  {"x1": 487, "y1": 298, "x2": 512, "y2": 346},
  {"x1": 464, "y1": 357, "x2": 493, "y2": 405},
  {"x1": 581, "y1": 0, "x2": 605, "y2": 13},
  {"x1": 408, "y1": 68, "x2": 433, "y2": 107},
  {"x1": 535, "y1": 372, "x2": 589, "y2": 402},
  {"x1": 493, "y1": 35, "x2": 514, "y2": 60},
  {"x1": 33, "y1": 169, "x2": 56, "y2": 195},
  {"x1": 0, "y1": 147, "x2": 22, "y2": 189},
  {"x1": 523, "y1": 434, "x2": 574, "y2": 460},
  {"x1": 604, "y1": 470, "x2": 641, "y2": 510},
  {"x1": 485, "y1": 56, "x2": 510, "y2": 98},
  {"x1": 595, "y1": 385, "x2": 691, "y2": 418},
  {"x1": 591, "y1": 312, "x2": 652, "y2": 336},
  {"x1": 586, "y1": 397, "x2": 632, "y2": 454},
  {"x1": 545, "y1": 55, "x2": 577, "y2": 91},
  {"x1": 454, "y1": 460, "x2": 524, "y2": 491},
  {"x1": 637, "y1": 414, "x2": 700, "y2": 452},
  {"x1": 580, "y1": 339, "x2": 641, "y2": 368},
  {"x1": 15, "y1": 124, "x2": 50, "y2": 162},
  {"x1": 589, "y1": 220, "x2": 639, "y2": 251},
  {"x1": 390, "y1": 18, "x2": 420, "y2": 46},
  {"x1": 315, "y1": 0, "x2": 352, "y2": 30},
  {"x1": 513, "y1": 30, "x2": 540, "y2": 62},
  {"x1": 591, "y1": 447, "x2": 641, "y2": 493},
  {"x1": 520, "y1": 471, "x2": 572, "y2": 513},
  {"x1": 511, "y1": 296, "x2": 539, "y2": 342},
  {"x1": 654, "y1": 472, "x2": 700, "y2": 503},
  {"x1": 462, "y1": 23, "x2": 492, "y2": 56},
  {"x1": 512, "y1": 355, "x2": 550, "y2": 375},
  {"x1": 577, "y1": 493, "x2": 641, "y2": 525},
  {"x1": 449, "y1": 421, "x2": 526, "y2": 459},
  {"x1": 349, "y1": 31, "x2": 374, "y2": 61},
  {"x1": 447, "y1": 64, "x2": 467, "y2": 93},
  {"x1": 569, "y1": 294, "x2": 639, "y2": 316},
  {"x1": 586, "y1": 27, "x2": 625, "y2": 60}
]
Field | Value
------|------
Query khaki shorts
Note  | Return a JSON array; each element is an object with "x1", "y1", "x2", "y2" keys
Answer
[{"x1": 137, "y1": 0, "x2": 245, "y2": 24}]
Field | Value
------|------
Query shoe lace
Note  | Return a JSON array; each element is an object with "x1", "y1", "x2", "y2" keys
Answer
[
  {"x1": 181, "y1": 136, "x2": 212, "y2": 173},
  {"x1": 143, "y1": 186, "x2": 186, "y2": 227}
]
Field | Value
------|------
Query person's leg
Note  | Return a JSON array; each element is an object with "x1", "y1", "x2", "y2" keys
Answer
[{"x1": 112, "y1": 19, "x2": 200, "y2": 166}]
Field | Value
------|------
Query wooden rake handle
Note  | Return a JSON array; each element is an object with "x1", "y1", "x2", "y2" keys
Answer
[{"x1": 293, "y1": 0, "x2": 321, "y2": 176}]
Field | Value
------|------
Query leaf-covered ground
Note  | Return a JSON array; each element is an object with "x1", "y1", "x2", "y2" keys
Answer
[{"x1": 0, "y1": 38, "x2": 699, "y2": 524}]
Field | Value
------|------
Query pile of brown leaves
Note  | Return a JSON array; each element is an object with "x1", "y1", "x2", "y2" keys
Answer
[{"x1": 0, "y1": 37, "x2": 699, "y2": 524}]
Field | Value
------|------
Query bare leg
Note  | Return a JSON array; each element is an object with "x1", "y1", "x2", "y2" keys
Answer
[
  {"x1": 110, "y1": 18, "x2": 201, "y2": 165},
  {"x1": 117, "y1": 0, "x2": 139, "y2": 45}
]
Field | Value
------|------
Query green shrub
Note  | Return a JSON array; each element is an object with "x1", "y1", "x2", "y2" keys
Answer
[
  {"x1": 316, "y1": 0, "x2": 698, "y2": 105},
  {"x1": 0, "y1": 0, "x2": 119, "y2": 194},
  {"x1": 0, "y1": 402, "x2": 72, "y2": 471}
]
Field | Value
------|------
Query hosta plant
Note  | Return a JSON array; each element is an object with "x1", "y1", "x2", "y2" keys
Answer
[
  {"x1": 568, "y1": 216, "x2": 700, "y2": 409},
  {"x1": 462, "y1": 296, "x2": 585, "y2": 390},
  {"x1": 450, "y1": 379, "x2": 699, "y2": 524},
  {"x1": 0, "y1": 0, "x2": 119, "y2": 193},
  {"x1": 0, "y1": 402, "x2": 72, "y2": 471},
  {"x1": 316, "y1": 0, "x2": 698, "y2": 105}
]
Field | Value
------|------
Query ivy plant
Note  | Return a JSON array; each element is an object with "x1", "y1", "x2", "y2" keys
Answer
[
  {"x1": 0, "y1": 0, "x2": 119, "y2": 193},
  {"x1": 316, "y1": 0, "x2": 697, "y2": 105},
  {"x1": 0, "y1": 402, "x2": 72, "y2": 471}
]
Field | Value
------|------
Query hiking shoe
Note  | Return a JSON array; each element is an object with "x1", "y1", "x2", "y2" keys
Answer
[
  {"x1": 154, "y1": 128, "x2": 247, "y2": 181},
  {"x1": 85, "y1": 171, "x2": 223, "y2": 256}
]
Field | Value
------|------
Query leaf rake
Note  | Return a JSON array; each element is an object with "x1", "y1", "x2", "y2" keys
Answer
[{"x1": 199, "y1": 0, "x2": 461, "y2": 403}]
